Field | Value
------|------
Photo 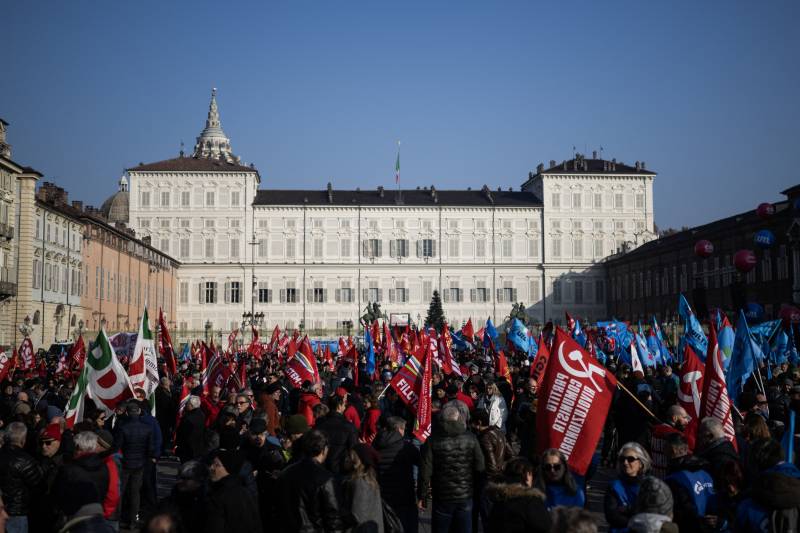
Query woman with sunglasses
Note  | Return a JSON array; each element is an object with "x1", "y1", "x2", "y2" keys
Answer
[
  {"x1": 534, "y1": 448, "x2": 585, "y2": 510},
  {"x1": 604, "y1": 442, "x2": 652, "y2": 533}
]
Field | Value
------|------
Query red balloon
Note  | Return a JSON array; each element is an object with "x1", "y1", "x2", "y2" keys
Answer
[
  {"x1": 756, "y1": 202, "x2": 775, "y2": 219},
  {"x1": 694, "y1": 240, "x2": 714, "y2": 258},
  {"x1": 734, "y1": 249, "x2": 757, "y2": 273},
  {"x1": 779, "y1": 305, "x2": 800, "y2": 324}
]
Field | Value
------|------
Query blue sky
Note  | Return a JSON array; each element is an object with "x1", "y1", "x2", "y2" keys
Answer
[{"x1": 2, "y1": 0, "x2": 798, "y2": 230}]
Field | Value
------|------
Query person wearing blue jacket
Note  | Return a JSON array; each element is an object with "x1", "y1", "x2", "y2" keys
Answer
[
  {"x1": 534, "y1": 448, "x2": 585, "y2": 510},
  {"x1": 604, "y1": 442, "x2": 651, "y2": 533},
  {"x1": 663, "y1": 433, "x2": 719, "y2": 533}
]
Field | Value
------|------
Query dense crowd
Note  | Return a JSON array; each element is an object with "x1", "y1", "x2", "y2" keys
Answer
[{"x1": 0, "y1": 329, "x2": 798, "y2": 533}]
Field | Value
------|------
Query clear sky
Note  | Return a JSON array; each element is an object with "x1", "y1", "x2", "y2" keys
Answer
[{"x1": 2, "y1": 0, "x2": 798, "y2": 230}]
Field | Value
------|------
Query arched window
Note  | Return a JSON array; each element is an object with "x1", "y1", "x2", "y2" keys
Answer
[{"x1": 32, "y1": 311, "x2": 40, "y2": 325}]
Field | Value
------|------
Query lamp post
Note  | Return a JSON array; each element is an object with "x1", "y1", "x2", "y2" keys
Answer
[{"x1": 204, "y1": 320, "x2": 212, "y2": 342}]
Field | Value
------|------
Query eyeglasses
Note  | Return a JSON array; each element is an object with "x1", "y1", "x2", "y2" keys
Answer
[
  {"x1": 620, "y1": 456, "x2": 640, "y2": 464},
  {"x1": 237, "y1": 401, "x2": 249, "y2": 405},
  {"x1": 543, "y1": 463, "x2": 563, "y2": 472}
]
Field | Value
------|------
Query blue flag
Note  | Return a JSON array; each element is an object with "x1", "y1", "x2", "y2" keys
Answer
[
  {"x1": 179, "y1": 343, "x2": 191, "y2": 362},
  {"x1": 788, "y1": 325, "x2": 800, "y2": 366},
  {"x1": 636, "y1": 332, "x2": 656, "y2": 367},
  {"x1": 572, "y1": 318, "x2": 587, "y2": 348},
  {"x1": 508, "y1": 319, "x2": 536, "y2": 356},
  {"x1": 782, "y1": 409, "x2": 796, "y2": 465},
  {"x1": 484, "y1": 318, "x2": 498, "y2": 348},
  {"x1": 727, "y1": 310, "x2": 763, "y2": 406},
  {"x1": 771, "y1": 330, "x2": 789, "y2": 365},
  {"x1": 646, "y1": 331, "x2": 663, "y2": 366},
  {"x1": 364, "y1": 329, "x2": 376, "y2": 375},
  {"x1": 678, "y1": 294, "x2": 708, "y2": 362},
  {"x1": 451, "y1": 331, "x2": 470, "y2": 351}
]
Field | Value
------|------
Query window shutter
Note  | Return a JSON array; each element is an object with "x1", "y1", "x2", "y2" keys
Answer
[
  {"x1": 198, "y1": 283, "x2": 204, "y2": 304},
  {"x1": 306, "y1": 288, "x2": 313, "y2": 302},
  {"x1": 389, "y1": 289, "x2": 395, "y2": 303},
  {"x1": 432, "y1": 241, "x2": 437, "y2": 257},
  {"x1": 470, "y1": 288, "x2": 476, "y2": 302},
  {"x1": 280, "y1": 289, "x2": 286, "y2": 303},
  {"x1": 362, "y1": 240, "x2": 368, "y2": 257},
  {"x1": 390, "y1": 240, "x2": 396, "y2": 258},
  {"x1": 323, "y1": 289, "x2": 328, "y2": 302},
  {"x1": 443, "y1": 290, "x2": 449, "y2": 303},
  {"x1": 224, "y1": 282, "x2": 230, "y2": 303},
  {"x1": 267, "y1": 289, "x2": 273, "y2": 303},
  {"x1": 335, "y1": 289, "x2": 341, "y2": 303},
  {"x1": 377, "y1": 240, "x2": 383, "y2": 257},
  {"x1": 362, "y1": 288, "x2": 369, "y2": 302},
  {"x1": 497, "y1": 288, "x2": 503, "y2": 303},
  {"x1": 377, "y1": 289, "x2": 383, "y2": 301},
  {"x1": 512, "y1": 288, "x2": 518, "y2": 301},
  {"x1": 458, "y1": 289, "x2": 463, "y2": 303},
  {"x1": 416, "y1": 241, "x2": 422, "y2": 257}
]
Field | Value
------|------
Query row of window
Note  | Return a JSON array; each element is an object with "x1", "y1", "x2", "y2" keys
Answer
[
  {"x1": 550, "y1": 191, "x2": 645, "y2": 210},
  {"x1": 257, "y1": 217, "x2": 539, "y2": 232},
  {"x1": 551, "y1": 237, "x2": 630, "y2": 260},
  {"x1": 139, "y1": 190, "x2": 241, "y2": 209},
  {"x1": 551, "y1": 279, "x2": 606, "y2": 305},
  {"x1": 35, "y1": 219, "x2": 81, "y2": 252},
  {"x1": 93, "y1": 266, "x2": 170, "y2": 310},
  {"x1": 182, "y1": 279, "x2": 554, "y2": 306},
  {"x1": 551, "y1": 219, "x2": 647, "y2": 233},
  {"x1": 32, "y1": 260, "x2": 82, "y2": 296}
]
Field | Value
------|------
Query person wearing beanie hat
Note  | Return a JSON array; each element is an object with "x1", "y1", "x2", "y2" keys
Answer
[
  {"x1": 206, "y1": 449, "x2": 262, "y2": 533},
  {"x1": 260, "y1": 381, "x2": 282, "y2": 437},
  {"x1": 627, "y1": 476, "x2": 677, "y2": 533}
]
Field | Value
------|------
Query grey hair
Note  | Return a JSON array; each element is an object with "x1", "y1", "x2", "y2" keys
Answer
[
  {"x1": 74, "y1": 431, "x2": 99, "y2": 453},
  {"x1": 187, "y1": 395, "x2": 201, "y2": 409},
  {"x1": 6, "y1": 422, "x2": 27, "y2": 447},
  {"x1": 441, "y1": 402, "x2": 462, "y2": 422},
  {"x1": 699, "y1": 417, "x2": 725, "y2": 439},
  {"x1": 617, "y1": 441, "x2": 652, "y2": 475}
]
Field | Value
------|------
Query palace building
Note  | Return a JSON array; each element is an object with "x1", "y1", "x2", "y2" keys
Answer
[{"x1": 121, "y1": 90, "x2": 657, "y2": 340}]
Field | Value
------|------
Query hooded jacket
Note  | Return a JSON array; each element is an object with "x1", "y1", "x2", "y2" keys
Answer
[
  {"x1": 485, "y1": 481, "x2": 550, "y2": 533},
  {"x1": 419, "y1": 418, "x2": 485, "y2": 503},
  {"x1": 372, "y1": 429, "x2": 420, "y2": 508}
]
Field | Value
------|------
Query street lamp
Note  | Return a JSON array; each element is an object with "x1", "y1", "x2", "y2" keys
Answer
[{"x1": 204, "y1": 320, "x2": 212, "y2": 342}]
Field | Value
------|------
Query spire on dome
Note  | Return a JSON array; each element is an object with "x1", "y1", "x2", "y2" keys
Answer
[{"x1": 193, "y1": 87, "x2": 239, "y2": 163}]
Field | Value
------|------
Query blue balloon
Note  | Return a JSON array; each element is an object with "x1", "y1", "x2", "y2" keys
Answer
[
  {"x1": 754, "y1": 229, "x2": 775, "y2": 249},
  {"x1": 744, "y1": 302, "x2": 764, "y2": 323}
]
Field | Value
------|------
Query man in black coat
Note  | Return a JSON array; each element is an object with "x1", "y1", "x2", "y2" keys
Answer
[
  {"x1": 373, "y1": 416, "x2": 420, "y2": 533},
  {"x1": 419, "y1": 402, "x2": 486, "y2": 533},
  {"x1": 114, "y1": 401, "x2": 154, "y2": 527},
  {"x1": 314, "y1": 395, "x2": 358, "y2": 475},
  {"x1": 0, "y1": 422, "x2": 44, "y2": 532},
  {"x1": 205, "y1": 449, "x2": 262, "y2": 533},
  {"x1": 239, "y1": 418, "x2": 286, "y2": 530},
  {"x1": 155, "y1": 377, "x2": 177, "y2": 453},
  {"x1": 696, "y1": 417, "x2": 739, "y2": 486},
  {"x1": 175, "y1": 395, "x2": 206, "y2": 463},
  {"x1": 275, "y1": 430, "x2": 343, "y2": 533}
]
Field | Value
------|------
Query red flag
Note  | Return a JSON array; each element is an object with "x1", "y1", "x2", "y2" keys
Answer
[
  {"x1": 371, "y1": 321, "x2": 381, "y2": 350},
  {"x1": 536, "y1": 328, "x2": 618, "y2": 475},
  {"x1": 439, "y1": 324, "x2": 460, "y2": 376},
  {"x1": 227, "y1": 328, "x2": 239, "y2": 354},
  {"x1": 38, "y1": 358, "x2": 46, "y2": 379},
  {"x1": 247, "y1": 327, "x2": 263, "y2": 360},
  {"x1": 323, "y1": 344, "x2": 333, "y2": 367},
  {"x1": 268, "y1": 325, "x2": 281, "y2": 353},
  {"x1": 158, "y1": 309, "x2": 177, "y2": 376},
  {"x1": 530, "y1": 335, "x2": 550, "y2": 387},
  {"x1": 475, "y1": 327, "x2": 485, "y2": 343},
  {"x1": 0, "y1": 351, "x2": 12, "y2": 382},
  {"x1": 413, "y1": 345, "x2": 433, "y2": 443},
  {"x1": 389, "y1": 354, "x2": 423, "y2": 408},
  {"x1": 68, "y1": 336, "x2": 87, "y2": 370},
  {"x1": 678, "y1": 344, "x2": 705, "y2": 450},
  {"x1": 462, "y1": 318, "x2": 475, "y2": 340},
  {"x1": 18, "y1": 338, "x2": 34, "y2": 371},
  {"x1": 698, "y1": 324, "x2": 736, "y2": 450},
  {"x1": 299, "y1": 336, "x2": 320, "y2": 383},
  {"x1": 565, "y1": 312, "x2": 576, "y2": 332},
  {"x1": 495, "y1": 350, "x2": 511, "y2": 384}
]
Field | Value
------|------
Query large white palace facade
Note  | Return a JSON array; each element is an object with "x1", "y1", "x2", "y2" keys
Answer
[{"x1": 120, "y1": 90, "x2": 656, "y2": 338}]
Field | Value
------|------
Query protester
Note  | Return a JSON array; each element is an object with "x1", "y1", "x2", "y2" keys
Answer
[
  {"x1": 175, "y1": 395, "x2": 206, "y2": 463},
  {"x1": 419, "y1": 402, "x2": 486, "y2": 533},
  {"x1": 342, "y1": 443, "x2": 384, "y2": 532},
  {"x1": 485, "y1": 457, "x2": 550, "y2": 533},
  {"x1": 627, "y1": 476, "x2": 678, "y2": 533},
  {"x1": 204, "y1": 448, "x2": 262, "y2": 533},
  {"x1": 535, "y1": 448, "x2": 586, "y2": 510},
  {"x1": 0, "y1": 421, "x2": 43, "y2": 533},
  {"x1": 314, "y1": 394, "x2": 358, "y2": 475},
  {"x1": 604, "y1": 442, "x2": 651, "y2": 532},
  {"x1": 115, "y1": 401, "x2": 155, "y2": 528},
  {"x1": 372, "y1": 416, "x2": 419, "y2": 533},
  {"x1": 663, "y1": 433, "x2": 717, "y2": 532}
]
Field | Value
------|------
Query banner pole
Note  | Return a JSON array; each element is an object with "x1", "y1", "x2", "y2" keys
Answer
[
  {"x1": 616, "y1": 381, "x2": 662, "y2": 423},
  {"x1": 376, "y1": 382, "x2": 392, "y2": 400}
]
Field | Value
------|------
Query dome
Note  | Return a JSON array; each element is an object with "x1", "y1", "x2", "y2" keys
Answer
[{"x1": 100, "y1": 176, "x2": 130, "y2": 224}]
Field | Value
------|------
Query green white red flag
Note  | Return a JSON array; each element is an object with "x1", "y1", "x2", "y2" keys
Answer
[
  {"x1": 87, "y1": 328, "x2": 134, "y2": 414},
  {"x1": 128, "y1": 307, "x2": 159, "y2": 404},
  {"x1": 65, "y1": 363, "x2": 89, "y2": 428}
]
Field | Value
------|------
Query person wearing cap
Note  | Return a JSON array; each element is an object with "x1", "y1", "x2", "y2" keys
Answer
[
  {"x1": 30, "y1": 423, "x2": 64, "y2": 532},
  {"x1": 114, "y1": 401, "x2": 154, "y2": 528},
  {"x1": 205, "y1": 449, "x2": 262, "y2": 533},
  {"x1": 240, "y1": 418, "x2": 286, "y2": 528},
  {"x1": 282, "y1": 414, "x2": 311, "y2": 461}
]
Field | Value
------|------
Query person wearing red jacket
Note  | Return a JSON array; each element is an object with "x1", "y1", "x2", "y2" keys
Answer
[
  {"x1": 360, "y1": 395, "x2": 382, "y2": 444},
  {"x1": 96, "y1": 430, "x2": 121, "y2": 522},
  {"x1": 297, "y1": 381, "x2": 321, "y2": 427}
]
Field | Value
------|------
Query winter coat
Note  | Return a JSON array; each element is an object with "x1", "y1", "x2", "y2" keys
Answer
[
  {"x1": 344, "y1": 405, "x2": 362, "y2": 430},
  {"x1": 543, "y1": 481, "x2": 586, "y2": 510},
  {"x1": 478, "y1": 426, "x2": 508, "y2": 480},
  {"x1": 604, "y1": 475, "x2": 643, "y2": 532},
  {"x1": 204, "y1": 473, "x2": 262, "y2": 533},
  {"x1": 58, "y1": 503, "x2": 115, "y2": 533},
  {"x1": 735, "y1": 462, "x2": 800, "y2": 533},
  {"x1": 664, "y1": 454, "x2": 717, "y2": 533},
  {"x1": 419, "y1": 418, "x2": 485, "y2": 503},
  {"x1": 696, "y1": 437, "x2": 739, "y2": 486},
  {"x1": 360, "y1": 408, "x2": 381, "y2": 444},
  {"x1": 372, "y1": 429, "x2": 420, "y2": 509},
  {"x1": 315, "y1": 412, "x2": 359, "y2": 475},
  {"x1": 479, "y1": 394, "x2": 508, "y2": 433},
  {"x1": 54, "y1": 452, "x2": 110, "y2": 515},
  {"x1": 627, "y1": 513, "x2": 679, "y2": 533},
  {"x1": 176, "y1": 407, "x2": 206, "y2": 462},
  {"x1": 114, "y1": 415, "x2": 154, "y2": 470},
  {"x1": 158, "y1": 484, "x2": 208, "y2": 533},
  {"x1": 298, "y1": 392, "x2": 321, "y2": 428},
  {"x1": 0, "y1": 444, "x2": 44, "y2": 516},
  {"x1": 155, "y1": 386, "x2": 177, "y2": 432},
  {"x1": 263, "y1": 396, "x2": 281, "y2": 436},
  {"x1": 275, "y1": 457, "x2": 344, "y2": 533},
  {"x1": 342, "y1": 477, "x2": 383, "y2": 533},
  {"x1": 485, "y1": 481, "x2": 550, "y2": 533}
]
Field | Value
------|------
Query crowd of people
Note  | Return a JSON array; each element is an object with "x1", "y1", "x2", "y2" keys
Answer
[{"x1": 0, "y1": 327, "x2": 798, "y2": 533}]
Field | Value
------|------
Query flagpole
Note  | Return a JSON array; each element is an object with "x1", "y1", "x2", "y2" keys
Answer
[
  {"x1": 616, "y1": 382, "x2": 662, "y2": 423},
  {"x1": 376, "y1": 382, "x2": 392, "y2": 400}
]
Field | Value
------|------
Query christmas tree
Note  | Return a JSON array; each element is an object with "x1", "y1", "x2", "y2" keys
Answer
[{"x1": 425, "y1": 290, "x2": 446, "y2": 331}]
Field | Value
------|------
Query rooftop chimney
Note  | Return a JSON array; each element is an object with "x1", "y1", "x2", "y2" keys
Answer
[
  {"x1": 72, "y1": 200, "x2": 83, "y2": 212},
  {"x1": 326, "y1": 182, "x2": 333, "y2": 203},
  {"x1": 592, "y1": 150, "x2": 597, "y2": 159},
  {"x1": 635, "y1": 161, "x2": 641, "y2": 171},
  {"x1": 536, "y1": 163, "x2": 544, "y2": 173},
  {"x1": 641, "y1": 161, "x2": 646, "y2": 170},
  {"x1": 549, "y1": 159, "x2": 556, "y2": 168},
  {"x1": 378, "y1": 186, "x2": 385, "y2": 198}
]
